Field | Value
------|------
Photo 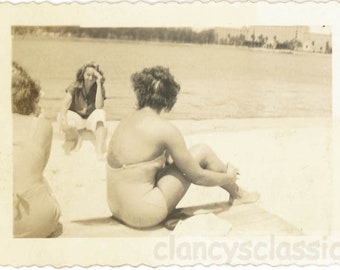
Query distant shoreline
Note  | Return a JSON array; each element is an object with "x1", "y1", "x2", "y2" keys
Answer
[{"x1": 12, "y1": 35, "x2": 331, "y2": 57}]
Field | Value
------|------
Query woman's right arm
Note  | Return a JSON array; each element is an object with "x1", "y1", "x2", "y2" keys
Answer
[{"x1": 161, "y1": 122, "x2": 234, "y2": 187}]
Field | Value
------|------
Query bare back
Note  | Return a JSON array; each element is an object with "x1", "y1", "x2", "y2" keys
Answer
[
  {"x1": 107, "y1": 108, "x2": 168, "y2": 168},
  {"x1": 107, "y1": 107, "x2": 230, "y2": 187},
  {"x1": 13, "y1": 114, "x2": 53, "y2": 193}
]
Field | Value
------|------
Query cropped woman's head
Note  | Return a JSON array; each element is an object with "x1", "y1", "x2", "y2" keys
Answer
[
  {"x1": 12, "y1": 61, "x2": 41, "y2": 115},
  {"x1": 76, "y1": 61, "x2": 105, "y2": 86},
  {"x1": 131, "y1": 66, "x2": 180, "y2": 112}
]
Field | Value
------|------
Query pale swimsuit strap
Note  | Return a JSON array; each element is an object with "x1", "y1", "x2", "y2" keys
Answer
[{"x1": 107, "y1": 152, "x2": 167, "y2": 171}]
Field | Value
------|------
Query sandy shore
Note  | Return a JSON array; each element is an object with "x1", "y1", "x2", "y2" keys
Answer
[{"x1": 45, "y1": 117, "x2": 332, "y2": 237}]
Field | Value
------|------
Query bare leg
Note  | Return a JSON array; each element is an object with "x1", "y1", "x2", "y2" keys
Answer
[
  {"x1": 157, "y1": 144, "x2": 223, "y2": 213},
  {"x1": 190, "y1": 144, "x2": 227, "y2": 172},
  {"x1": 191, "y1": 144, "x2": 259, "y2": 204},
  {"x1": 189, "y1": 144, "x2": 241, "y2": 199},
  {"x1": 157, "y1": 164, "x2": 191, "y2": 213},
  {"x1": 95, "y1": 122, "x2": 106, "y2": 161},
  {"x1": 157, "y1": 144, "x2": 258, "y2": 213},
  {"x1": 74, "y1": 129, "x2": 82, "y2": 152}
]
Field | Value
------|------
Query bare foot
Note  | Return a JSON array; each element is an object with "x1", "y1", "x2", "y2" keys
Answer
[{"x1": 229, "y1": 188, "x2": 260, "y2": 206}]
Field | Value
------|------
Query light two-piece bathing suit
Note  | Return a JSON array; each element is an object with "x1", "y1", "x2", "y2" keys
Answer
[{"x1": 106, "y1": 153, "x2": 169, "y2": 228}]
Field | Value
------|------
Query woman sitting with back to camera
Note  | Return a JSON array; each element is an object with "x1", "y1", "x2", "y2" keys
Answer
[
  {"x1": 12, "y1": 62, "x2": 61, "y2": 238},
  {"x1": 106, "y1": 66, "x2": 259, "y2": 229}
]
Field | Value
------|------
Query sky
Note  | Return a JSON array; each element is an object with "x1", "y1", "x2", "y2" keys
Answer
[{"x1": 309, "y1": 25, "x2": 332, "y2": 34}]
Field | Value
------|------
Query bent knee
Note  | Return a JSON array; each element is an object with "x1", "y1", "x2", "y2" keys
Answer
[
  {"x1": 92, "y1": 108, "x2": 106, "y2": 117},
  {"x1": 90, "y1": 109, "x2": 106, "y2": 120},
  {"x1": 189, "y1": 143, "x2": 212, "y2": 158}
]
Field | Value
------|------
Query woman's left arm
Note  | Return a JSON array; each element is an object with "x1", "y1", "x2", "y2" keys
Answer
[{"x1": 94, "y1": 71, "x2": 105, "y2": 109}]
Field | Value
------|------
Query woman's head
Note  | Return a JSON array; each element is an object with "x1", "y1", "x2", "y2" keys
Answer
[
  {"x1": 76, "y1": 61, "x2": 105, "y2": 87},
  {"x1": 131, "y1": 66, "x2": 180, "y2": 112},
  {"x1": 12, "y1": 61, "x2": 41, "y2": 115}
]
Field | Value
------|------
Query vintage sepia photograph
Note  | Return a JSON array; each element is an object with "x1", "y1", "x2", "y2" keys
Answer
[
  {"x1": 1, "y1": 2, "x2": 340, "y2": 266},
  {"x1": 11, "y1": 25, "x2": 332, "y2": 238}
]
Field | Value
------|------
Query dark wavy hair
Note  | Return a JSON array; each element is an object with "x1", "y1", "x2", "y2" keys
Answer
[
  {"x1": 11, "y1": 61, "x2": 41, "y2": 115},
  {"x1": 131, "y1": 66, "x2": 180, "y2": 112},
  {"x1": 75, "y1": 61, "x2": 105, "y2": 88}
]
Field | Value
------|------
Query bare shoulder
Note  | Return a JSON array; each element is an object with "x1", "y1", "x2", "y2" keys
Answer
[{"x1": 156, "y1": 118, "x2": 183, "y2": 143}]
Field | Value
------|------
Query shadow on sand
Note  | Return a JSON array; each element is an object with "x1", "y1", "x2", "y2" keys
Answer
[{"x1": 70, "y1": 201, "x2": 231, "y2": 231}]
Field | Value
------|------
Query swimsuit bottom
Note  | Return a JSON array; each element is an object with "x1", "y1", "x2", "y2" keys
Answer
[
  {"x1": 13, "y1": 179, "x2": 61, "y2": 238},
  {"x1": 106, "y1": 154, "x2": 169, "y2": 228}
]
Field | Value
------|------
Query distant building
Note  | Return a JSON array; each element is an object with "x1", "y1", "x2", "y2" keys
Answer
[
  {"x1": 214, "y1": 27, "x2": 248, "y2": 44},
  {"x1": 302, "y1": 32, "x2": 332, "y2": 53},
  {"x1": 214, "y1": 26, "x2": 332, "y2": 53},
  {"x1": 215, "y1": 26, "x2": 309, "y2": 43},
  {"x1": 247, "y1": 26, "x2": 309, "y2": 42}
]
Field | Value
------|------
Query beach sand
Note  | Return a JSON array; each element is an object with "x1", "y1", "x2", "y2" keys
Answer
[{"x1": 45, "y1": 117, "x2": 332, "y2": 237}]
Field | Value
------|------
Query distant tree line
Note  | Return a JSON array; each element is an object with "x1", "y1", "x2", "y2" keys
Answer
[
  {"x1": 12, "y1": 26, "x2": 216, "y2": 44},
  {"x1": 12, "y1": 26, "x2": 332, "y2": 54}
]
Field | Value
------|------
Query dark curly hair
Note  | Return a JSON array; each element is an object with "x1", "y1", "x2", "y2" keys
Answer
[
  {"x1": 131, "y1": 66, "x2": 180, "y2": 112},
  {"x1": 11, "y1": 61, "x2": 41, "y2": 115},
  {"x1": 75, "y1": 61, "x2": 105, "y2": 87}
]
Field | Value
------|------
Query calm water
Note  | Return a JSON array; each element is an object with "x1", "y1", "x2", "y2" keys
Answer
[{"x1": 13, "y1": 38, "x2": 332, "y2": 120}]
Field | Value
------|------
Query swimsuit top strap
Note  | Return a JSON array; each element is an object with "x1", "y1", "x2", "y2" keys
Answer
[{"x1": 107, "y1": 152, "x2": 166, "y2": 171}]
